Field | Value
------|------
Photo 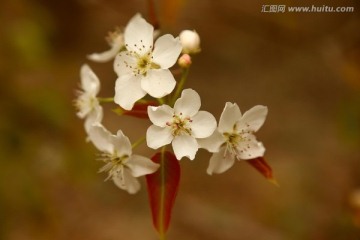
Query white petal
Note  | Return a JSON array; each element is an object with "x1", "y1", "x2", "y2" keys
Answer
[
  {"x1": 124, "y1": 13, "x2": 153, "y2": 55},
  {"x1": 141, "y1": 69, "x2": 176, "y2": 98},
  {"x1": 218, "y1": 102, "x2": 242, "y2": 133},
  {"x1": 148, "y1": 105, "x2": 174, "y2": 127},
  {"x1": 236, "y1": 135, "x2": 266, "y2": 160},
  {"x1": 152, "y1": 34, "x2": 182, "y2": 69},
  {"x1": 197, "y1": 129, "x2": 224, "y2": 153},
  {"x1": 113, "y1": 51, "x2": 137, "y2": 77},
  {"x1": 80, "y1": 64, "x2": 100, "y2": 95},
  {"x1": 113, "y1": 168, "x2": 140, "y2": 194},
  {"x1": 87, "y1": 124, "x2": 113, "y2": 153},
  {"x1": 126, "y1": 155, "x2": 159, "y2": 177},
  {"x1": 114, "y1": 75, "x2": 147, "y2": 110},
  {"x1": 87, "y1": 36, "x2": 124, "y2": 62},
  {"x1": 236, "y1": 105, "x2": 268, "y2": 132},
  {"x1": 172, "y1": 135, "x2": 198, "y2": 160},
  {"x1": 146, "y1": 125, "x2": 173, "y2": 149},
  {"x1": 174, "y1": 89, "x2": 200, "y2": 117},
  {"x1": 207, "y1": 147, "x2": 235, "y2": 175},
  {"x1": 190, "y1": 111, "x2": 217, "y2": 138},
  {"x1": 111, "y1": 130, "x2": 132, "y2": 157},
  {"x1": 84, "y1": 105, "x2": 103, "y2": 134}
]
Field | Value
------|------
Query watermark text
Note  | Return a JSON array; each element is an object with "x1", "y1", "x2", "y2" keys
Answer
[{"x1": 261, "y1": 5, "x2": 354, "y2": 13}]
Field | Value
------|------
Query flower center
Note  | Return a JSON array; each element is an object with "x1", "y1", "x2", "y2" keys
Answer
[
  {"x1": 124, "y1": 40, "x2": 160, "y2": 77},
  {"x1": 98, "y1": 152, "x2": 129, "y2": 179},
  {"x1": 75, "y1": 93, "x2": 97, "y2": 117},
  {"x1": 223, "y1": 127, "x2": 254, "y2": 159},
  {"x1": 167, "y1": 113, "x2": 193, "y2": 136},
  {"x1": 223, "y1": 132, "x2": 242, "y2": 147},
  {"x1": 136, "y1": 54, "x2": 152, "y2": 74}
]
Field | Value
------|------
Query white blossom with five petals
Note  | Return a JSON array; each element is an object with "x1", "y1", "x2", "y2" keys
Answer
[
  {"x1": 198, "y1": 103, "x2": 268, "y2": 175},
  {"x1": 114, "y1": 14, "x2": 182, "y2": 110},
  {"x1": 146, "y1": 89, "x2": 217, "y2": 160},
  {"x1": 75, "y1": 64, "x2": 103, "y2": 134},
  {"x1": 88, "y1": 124, "x2": 159, "y2": 194}
]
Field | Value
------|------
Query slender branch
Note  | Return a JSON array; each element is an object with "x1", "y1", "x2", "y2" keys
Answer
[
  {"x1": 98, "y1": 97, "x2": 114, "y2": 103},
  {"x1": 137, "y1": 98, "x2": 149, "y2": 104},
  {"x1": 171, "y1": 67, "x2": 190, "y2": 106},
  {"x1": 157, "y1": 97, "x2": 165, "y2": 105},
  {"x1": 131, "y1": 136, "x2": 146, "y2": 149}
]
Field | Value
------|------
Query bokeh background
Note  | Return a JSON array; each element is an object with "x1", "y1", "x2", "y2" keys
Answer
[{"x1": 1, "y1": 0, "x2": 360, "y2": 239}]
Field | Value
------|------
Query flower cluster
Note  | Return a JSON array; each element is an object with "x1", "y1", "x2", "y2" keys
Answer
[{"x1": 75, "y1": 13, "x2": 268, "y2": 194}]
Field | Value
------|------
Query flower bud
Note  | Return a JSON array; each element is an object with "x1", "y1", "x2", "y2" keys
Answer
[
  {"x1": 178, "y1": 54, "x2": 192, "y2": 68},
  {"x1": 179, "y1": 30, "x2": 201, "y2": 54}
]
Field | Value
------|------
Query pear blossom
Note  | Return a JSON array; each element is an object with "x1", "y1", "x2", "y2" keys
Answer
[
  {"x1": 146, "y1": 89, "x2": 217, "y2": 160},
  {"x1": 88, "y1": 124, "x2": 159, "y2": 194},
  {"x1": 75, "y1": 64, "x2": 103, "y2": 133},
  {"x1": 179, "y1": 30, "x2": 201, "y2": 54},
  {"x1": 199, "y1": 103, "x2": 268, "y2": 175},
  {"x1": 114, "y1": 14, "x2": 182, "y2": 110},
  {"x1": 88, "y1": 28, "x2": 124, "y2": 62}
]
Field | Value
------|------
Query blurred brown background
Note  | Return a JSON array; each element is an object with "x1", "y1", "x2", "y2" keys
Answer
[{"x1": 0, "y1": 0, "x2": 360, "y2": 239}]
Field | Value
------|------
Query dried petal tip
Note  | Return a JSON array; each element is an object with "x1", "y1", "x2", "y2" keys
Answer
[{"x1": 179, "y1": 30, "x2": 201, "y2": 54}]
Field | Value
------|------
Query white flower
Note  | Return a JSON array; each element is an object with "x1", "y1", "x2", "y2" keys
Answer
[
  {"x1": 179, "y1": 30, "x2": 201, "y2": 54},
  {"x1": 198, "y1": 103, "x2": 268, "y2": 175},
  {"x1": 146, "y1": 89, "x2": 217, "y2": 160},
  {"x1": 75, "y1": 64, "x2": 103, "y2": 133},
  {"x1": 88, "y1": 124, "x2": 159, "y2": 194},
  {"x1": 88, "y1": 28, "x2": 124, "y2": 62},
  {"x1": 114, "y1": 14, "x2": 182, "y2": 110}
]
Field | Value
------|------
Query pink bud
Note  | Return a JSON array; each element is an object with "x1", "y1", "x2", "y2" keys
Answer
[{"x1": 178, "y1": 54, "x2": 192, "y2": 68}]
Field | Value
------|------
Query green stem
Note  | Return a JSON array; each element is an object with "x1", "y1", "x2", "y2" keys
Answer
[
  {"x1": 137, "y1": 98, "x2": 149, "y2": 104},
  {"x1": 157, "y1": 97, "x2": 165, "y2": 105},
  {"x1": 98, "y1": 97, "x2": 114, "y2": 103},
  {"x1": 171, "y1": 67, "x2": 190, "y2": 106},
  {"x1": 131, "y1": 136, "x2": 146, "y2": 149}
]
